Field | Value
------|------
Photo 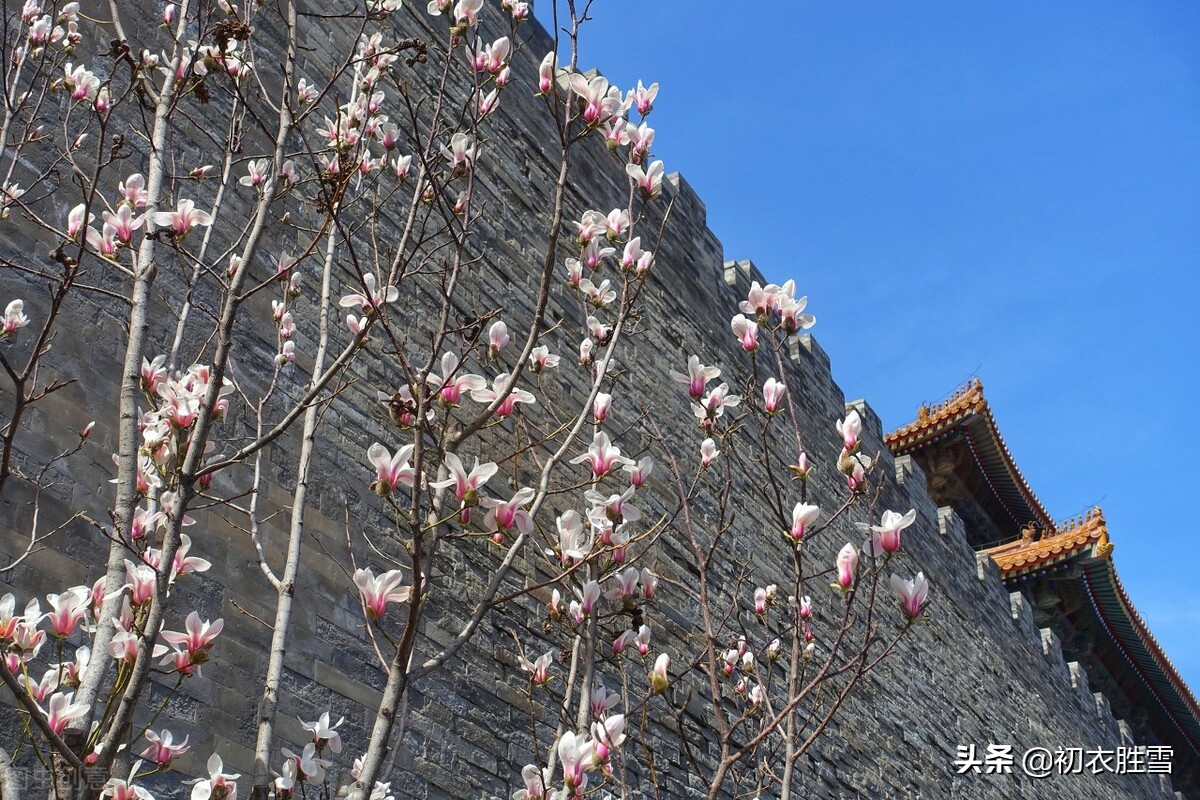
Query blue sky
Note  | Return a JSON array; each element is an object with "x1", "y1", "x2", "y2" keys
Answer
[{"x1": 537, "y1": 3, "x2": 1200, "y2": 692}]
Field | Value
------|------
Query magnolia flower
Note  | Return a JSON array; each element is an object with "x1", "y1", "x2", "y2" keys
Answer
[
  {"x1": 519, "y1": 649, "x2": 556, "y2": 686},
  {"x1": 763, "y1": 377, "x2": 786, "y2": 414},
  {"x1": 161, "y1": 611, "x2": 223, "y2": 661},
  {"x1": 152, "y1": 198, "x2": 213, "y2": 237},
  {"x1": 592, "y1": 392, "x2": 613, "y2": 423},
  {"x1": 428, "y1": 351, "x2": 487, "y2": 405},
  {"x1": 141, "y1": 728, "x2": 191, "y2": 765},
  {"x1": 890, "y1": 572, "x2": 930, "y2": 619},
  {"x1": 865, "y1": 508, "x2": 917, "y2": 555},
  {"x1": 353, "y1": 568, "x2": 413, "y2": 619},
  {"x1": 634, "y1": 624, "x2": 652, "y2": 656},
  {"x1": 650, "y1": 653, "x2": 670, "y2": 694},
  {"x1": 670, "y1": 355, "x2": 721, "y2": 400},
  {"x1": 430, "y1": 452, "x2": 497, "y2": 505},
  {"x1": 837, "y1": 410, "x2": 862, "y2": 452},
  {"x1": 835, "y1": 543, "x2": 858, "y2": 591},
  {"x1": 301, "y1": 712, "x2": 344, "y2": 753},
  {"x1": 629, "y1": 79, "x2": 659, "y2": 116},
  {"x1": 186, "y1": 753, "x2": 241, "y2": 800},
  {"x1": 512, "y1": 764, "x2": 552, "y2": 800},
  {"x1": 789, "y1": 502, "x2": 820, "y2": 543},
  {"x1": 557, "y1": 731, "x2": 592, "y2": 792},
  {"x1": 626, "y1": 160, "x2": 664, "y2": 198},
  {"x1": 575, "y1": 580, "x2": 601, "y2": 617},
  {"x1": 612, "y1": 629, "x2": 636, "y2": 654},
  {"x1": 780, "y1": 295, "x2": 816, "y2": 333},
  {"x1": 639, "y1": 568, "x2": 658, "y2": 601},
  {"x1": 754, "y1": 587, "x2": 769, "y2": 615},
  {"x1": 67, "y1": 202, "x2": 92, "y2": 238},
  {"x1": 281, "y1": 743, "x2": 330, "y2": 785},
  {"x1": 570, "y1": 432, "x2": 632, "y2": 477},
  {"x1": 366, "y1": 442, "x2": 416, "y2": 495},
  {"x1": 102, "y1": 205, "x2": 144, "y2": 243},
  {"x1": 102, "y1": 777, "x2": 154, "y2": 800},
  {"x1": 590, "y1": 714, "x2": 626, "y2": 763},
  {"x1": 799, "y1": 596, "x2": 813, "y2": 620},
  {"x1": 537, "y1": 51, "x2": 556, "y2": 95},
  {"x1": 119, "y1": 173, "x2": 148, "y2": 207},
  {"x1": 482, "y1": 487, "x2": 536, "y2": 536},
  {"x1": 3, "y1": 300, "x2": 29, "y2": 337},
  {"x1": 730, "y1": 314, "x2": 759, "y2": 353},
  {"x1": 569, "y1": 72, "x2": 613, "y2": 125},
  {"x1": 700, "y1": 437, "x2": 720, "y2": 468},
  {"x1": 238, "y1": 159, "x2": 269, "y2": 188},
  {"x1": 528, "y1": 345, "x2": 560, "y2": 373},
  {"x1": 550, "y1": 510, "x2": 593, "y2": 563},
  {"x1": 339, "y1": 273, "x2": 398, "y2": 313},
  {"x1": 470, "y1": 374, "x2": 536, "y2": 418},
  {"x1": 488, "y1": 320, "x2": 509, "y2": 358},
  {"x1": 441, "y1": 132, "x2": 476, "y2": 175}
]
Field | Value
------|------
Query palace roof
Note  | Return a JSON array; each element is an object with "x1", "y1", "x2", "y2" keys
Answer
[{"x1": 888, "y1": 381, "x2": 1200, "y2": 790}]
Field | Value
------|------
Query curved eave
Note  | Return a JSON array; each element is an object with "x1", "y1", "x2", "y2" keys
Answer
[
  {"x1": 1080, "y1": 558, "x2": 1200, "y2": 756},
  {"x1": 884, "y1": 380, "x2": 1055, "y2": 532},
  {"x1": 986, "y1": 512, "x2": 1108, "y2": 578}
]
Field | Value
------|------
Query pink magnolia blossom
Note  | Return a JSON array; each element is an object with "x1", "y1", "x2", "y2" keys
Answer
[
  {"x1": 141, "y1": 729, "x2": 189, "y2": 767},
  {"x1": 40, "y1": 690, "x2": 87, "y2": 734},
  {"x1": 835, "y1": 543, "x2": 859, "y2": 591},
  {"x1": 640, "y1": 568, "x2": 658, "y2": 600},
  {"x1": 670, "y1": 355, "x2": 720, "y2": 400},
  {"x1": 590, "y1": 714, "x2": 627, "y2": 763},
  {"x1": 441, "y1": 132, "x2": 476, "y2": 175},
  {"x1": 635, "y1": 624, "x2": 652, "y2": 656},
  {"x1": 470, "y1": 374, "x2": 536, "y2": 418},
  {"x1": 780, "y1": 295, "x2": 816, "y2": 333},
  {"x1": 799, "y1": 595, "x2": 813, "y2": 620},
  {"x1": 649, "y1": 653, "x2": 670, "y2": 694},
  {"x1": 570, "y1": 432, "x2": 632, "y2": 477},
  {"x1": 528, "y1": 345, "x2": 560, "y2": 373},
  {"x1": 3, "y1": 300, "x2": 29, "y2": 336},
  {"x1": 557, "y1": 731, "x2": 592, "y2": 792},
  {"x1": 487, "y1": 320, "x2": 509, "y2": 358},
  {"x1": 186, "y1": 754, "x2": 241, "y2": 800},
  {"x1": 700, "y1": 437, "x2": 720, "y2": 468},
  {"x1": 161, "y1": 610, "x2": 223, "y2": 661},
  {"x1": 789, "y1": 502, "x2": 820, "y2": 543},
  {"x1": 119, "y1": 173, "x2": 148, "y2": 207},
  {"x1": 427, "y1": 351, "x2": 487, "y2": 405},
  {"x1": 103, "y1": 777, "x2": 154, "y2": 800},
  {"x1": 482, "y1": 487, "x2": 536, "y2": 536},
  {"x1": 865, "y1": 508, "x2": 917, "y2": 555},
  {"x1": 569, "y1": 72, "x2": 613, "y2": 125},
  {"x1": 626, "y1": 160, "x2": 664, "y2": 198},
  {"x1": 612, "y1": 629, "x2": 636, "y2": 654},
  {"x1": 353, "y1": 568, "x2": 413, "y2": 620},
  {"x1": 45, "y1": 588, "x2": 88, "y2": 638},
  {"x1": 338, "y1": 273, "x2": 398, "y2": 313},
  {"x1": 623, "y1": 456, "x2": 653, "y2": 488},
  {"x1": 837, "y1": 409, "x2": 862, "y2": 452},
  {"x1": 890, "y1": 572, "x2": 930, "y2": 619},
  {"x1": 366, "y1": 442, "x2": 416, "y2": 495},
  {"x1": 512, "y1": 764, "x2": 551, "y2": 800},
  {"x1": 537, "y1": 51, "x2": 556, "y2": 95},
  {"x1": 519, "y1": 649, "x2": 556, "y2": 687},
  {"x1": 592, "y1": 392, "x2": 612, "y2": 423},
  {"x1": 753, "y1": 587, "x2": 769, "y2": 615},
  {"x1": 430, "y1": 452, "x2": 497, "y2": 505},
  {"x1": 301, "y1": 712, "x2": 344, "y2": 753},
  {"x1": 730, "y1": 314, "x2": 759, "y2": 353},
  {"x1": 629, "y1": 79, "x2": 659, "y2": 116},
  {"x1": 763, "y1": 377, "x2": 786, "y2": 414},
  {"x1": 67, "y1": 202, "x2": 92, "y2": 239},
  {"x1": 238, "y1": 158, "x2": 269, "y2": 188},
  {"x1": 549, "y1": 510, "x2": 592, "y2": 563},
  {"x1": 102, "y1": 205, "x2": 143, "y2": 243},
  {"x1": 152, "y1": 198, "x2": 213, "y2": 237},
  {"x1": 576, "y1": 580, "x2": 601, "y2": 617}
]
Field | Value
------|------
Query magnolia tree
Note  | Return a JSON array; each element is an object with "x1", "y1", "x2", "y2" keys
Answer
[{"x1": 0, "y1": 1, "x2": 930, "y2": 799}]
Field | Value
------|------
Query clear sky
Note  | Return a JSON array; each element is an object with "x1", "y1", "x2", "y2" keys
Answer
[{"x1": 537, "y1": 3, "x2": 1200, "y2": 693}]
